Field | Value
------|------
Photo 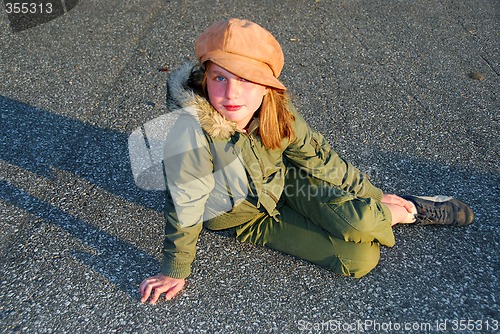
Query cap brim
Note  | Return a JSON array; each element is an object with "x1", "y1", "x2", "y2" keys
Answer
[{"x1": 202, "y1": 52, "x2": 286, "y2": 90}]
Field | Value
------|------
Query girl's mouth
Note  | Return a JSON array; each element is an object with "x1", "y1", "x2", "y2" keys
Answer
[{"x1": 224, "y1": 105, "x2": 242, "y2": 111}]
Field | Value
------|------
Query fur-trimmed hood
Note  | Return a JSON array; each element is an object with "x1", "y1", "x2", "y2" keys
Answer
[{"x1": 166, "y1": 63, "x2": 238, "y2": 139}]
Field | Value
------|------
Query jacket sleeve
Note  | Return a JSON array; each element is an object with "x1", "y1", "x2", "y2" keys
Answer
[
  {"x1": 284, "y1": 106, "x2": 383, "y2": 201},
  {"x1": 160, "y1": 114, "x2": 214, "y2": 278}
]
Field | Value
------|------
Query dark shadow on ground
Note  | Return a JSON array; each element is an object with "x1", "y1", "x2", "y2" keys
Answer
[
  {"x1": 0, "y1": 95, "x2": 163, "y2": 211},
  {"x1": 0, "y1": 180, "x2": 159, "y2": 298},
  {"x1": 1, "y1": 95, "x2": 163, "y2": 299}
]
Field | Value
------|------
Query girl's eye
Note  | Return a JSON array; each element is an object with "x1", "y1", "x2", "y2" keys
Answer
[{"x1": 214, "y1": 75, "x2": 226, "y2": 82}]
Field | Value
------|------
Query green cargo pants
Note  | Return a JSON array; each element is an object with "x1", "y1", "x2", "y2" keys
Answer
[{"x1": 217, "y1": 167, "x2": 395, "y2": 278}]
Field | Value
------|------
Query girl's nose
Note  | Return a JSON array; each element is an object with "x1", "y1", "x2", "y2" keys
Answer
[{"x1": 225, "y1": 79, "x2": 240, "y2": 99}]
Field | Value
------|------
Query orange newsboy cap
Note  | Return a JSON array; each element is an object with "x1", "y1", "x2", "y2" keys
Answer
[{"x1": 195, "y1": 18, "x2": 286, "y2": 90}]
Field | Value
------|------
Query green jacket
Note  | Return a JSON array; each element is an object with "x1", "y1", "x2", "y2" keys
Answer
[{"x1": 160, "y1": 64, "x2": 383, "y2": 278}]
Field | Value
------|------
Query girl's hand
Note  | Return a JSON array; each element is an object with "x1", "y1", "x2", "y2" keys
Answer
[
  {"x1": 381, "y1": 194, "x2": 414, "y2": 213},
  {"x1": 139, "y1": 274, "x2": 185, "y2": 304}
]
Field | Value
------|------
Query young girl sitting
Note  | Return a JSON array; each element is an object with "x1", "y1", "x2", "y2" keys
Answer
[{"x1": 138, "y1": 18, "x2": 474, "y2": 304}]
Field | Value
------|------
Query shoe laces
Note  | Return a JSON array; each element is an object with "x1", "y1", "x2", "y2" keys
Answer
[{"x1": 415, "y1": 202, "x2": 450, "y2": 224}]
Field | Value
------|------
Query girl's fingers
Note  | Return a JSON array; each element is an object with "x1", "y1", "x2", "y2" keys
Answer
[
  {"x1": 139, "y1": 274, "x2": 186, "y2": 304},
  {"x1": 149, "y1": 284, "x2": 170, "y2": 304},
  {"x1": 165, "y1": 281, "x2": 185, "y2": 301},
  {"x1": 382, "y1": 194, "x2": 415, "y2": 213},
  {"x1": 139, "y1": 276, "x2": 164, "y2": 302},
  {"x1": 403, "y1": 199, "x2": 415, "y2": 213},
  {"x1": 140, "y1": 282, "x2": 158, "y2": 303},
  {"x1": 142, "y1": 281, "x2": 170, "y2": 304},
  {"x1": 139, "y1": 275, "x2": 186, "y2": 303},
  {"x1": 139, "y1": 276, "x2": 159, "y2": 294}
]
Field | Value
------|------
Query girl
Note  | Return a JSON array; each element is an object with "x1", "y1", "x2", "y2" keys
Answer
[{"x1": 138, "y1": 19, "x2": 474, "y2": 304}]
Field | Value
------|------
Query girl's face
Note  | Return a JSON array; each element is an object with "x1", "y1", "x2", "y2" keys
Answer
[{"x1": 206, "y1": 64, "x2": 268, "y2": 131}]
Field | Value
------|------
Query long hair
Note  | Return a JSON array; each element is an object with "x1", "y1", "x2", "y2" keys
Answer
[
  {"x1": 259, "y1": 89, "x2": 295, "y2": 149},
  {"x1": 198, "y1": 64, "x2": 295, "y2": 150}
]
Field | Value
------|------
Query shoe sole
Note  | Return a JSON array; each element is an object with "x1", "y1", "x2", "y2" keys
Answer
[{"x1": 415, "y1": 195, "x2": 453, "y2": 202}]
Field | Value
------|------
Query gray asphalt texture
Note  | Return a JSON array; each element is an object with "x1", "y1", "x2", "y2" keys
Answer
[{"x1": 1, "y1": 0, "x2": 499, "y2": 333}]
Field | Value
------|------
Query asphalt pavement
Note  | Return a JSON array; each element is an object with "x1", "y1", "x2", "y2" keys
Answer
[{"x1": 1, "y1": 0, "x2": 499, "y2": 333}]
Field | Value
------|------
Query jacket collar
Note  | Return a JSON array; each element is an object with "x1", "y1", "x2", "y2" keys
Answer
[
  {"x1": 166, "y1": 63, "x2": 239, "y2": 139},
  {"x1": 246, "y1": 118, "x2": 260, "y2": 134}
]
